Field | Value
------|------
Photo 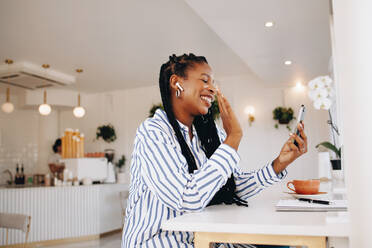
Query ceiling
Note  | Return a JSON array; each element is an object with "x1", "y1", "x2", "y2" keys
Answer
[
  {"x1": 185, "y1": 0, "x2": 332, "y2": 87},
  {"x1": 0, "y1": 0, "x2": 331, "y2": 94}
]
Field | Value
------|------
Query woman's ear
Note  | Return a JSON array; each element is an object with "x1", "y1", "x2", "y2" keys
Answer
[{"x1": 169, "y1": 74, "x2": 180, "y2": 91}]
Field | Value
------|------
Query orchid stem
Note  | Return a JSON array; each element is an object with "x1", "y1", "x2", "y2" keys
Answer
[{"x1": 327, "y1": 109, "x2": 339, "y2": 147}]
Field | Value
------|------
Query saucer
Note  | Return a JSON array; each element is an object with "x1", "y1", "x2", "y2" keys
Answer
[{"x1": 284, "y1": 192, "x2": 329, "y2": 200}]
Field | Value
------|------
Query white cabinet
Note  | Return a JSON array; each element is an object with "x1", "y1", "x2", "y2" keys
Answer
[
  {"x1": 99, "y1": 183, "x2": 128, "y2": 233},
  {"x1": 61, "y1": 158, "x2": 108, "y2": 181},
  {"x1": 0, "y1": 183, "x2": 128, "y2": 246}
]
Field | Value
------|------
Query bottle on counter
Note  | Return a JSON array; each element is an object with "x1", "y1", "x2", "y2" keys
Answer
[
  {"x1": 45, "y1": 173, "x2": 51, "y2": 186},
  {"x1": 53, "y1": 172, "x2": 58, "y2": 186},
  {"x1": 20, "y1": 164, "x2": 25, "y2": 184},
  {"x1": 15, "y1": 164, "x2": 20, "y2": 185}
]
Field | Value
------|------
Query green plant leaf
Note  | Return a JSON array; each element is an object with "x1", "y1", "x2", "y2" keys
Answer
[
  {"x1": 149, "y1": 103, "x2": 164, "y2": 118},
  {"x1": 286, "y1": 125, "x2": 292, "y2": 132},
  {"x1": 315, "y1": 141, "x2": 341, "y2": 158},
  {"x1": 96, "y1": 124, "x2": 117, "y2": 143},
  {"x1": 210, "y1": 98, "x2": 220, "y2": 120},
  {"x1": 273, "y1": 106, "x2": 294, "y2": 124},
  {"x1": 115, "y1": 154, "x2": 126, "y2": 168}
]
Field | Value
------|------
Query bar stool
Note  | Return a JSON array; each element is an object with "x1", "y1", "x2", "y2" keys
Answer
[{"x1": 0, "y1": 213, "x2": 31, "y2": 247}]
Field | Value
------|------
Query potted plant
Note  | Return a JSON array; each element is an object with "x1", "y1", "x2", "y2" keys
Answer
[
  {"x1": 96, "y1": 124, "x2": 117, "y2": 163},
  {"x1": 308, "y1": 75, "x2": 342, "y2": 171},
  {"x1": 316, "y1": 141, "x2": 341, "y2": 170},
  {"x1": 115, "y1": 154, "x2": 126, "y2": 173},
  {"x1": 96, "y1": 124, "x2": 117, "y2": 143},
  {"x1": 272, "y1": 107, "x2": 294, "y2": 131},
  {"x1": 116, "y1": 154, "x2": 127, "y2": 183}
]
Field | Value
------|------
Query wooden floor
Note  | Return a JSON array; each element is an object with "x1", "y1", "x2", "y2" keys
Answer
[{"x1": 38, "y1": 232, "x2": 121, "y2": 248}]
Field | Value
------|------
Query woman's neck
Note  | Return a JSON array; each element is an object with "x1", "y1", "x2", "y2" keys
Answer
[{"x1": 173, "y1": 107, "x2": 194, "y2": 139}]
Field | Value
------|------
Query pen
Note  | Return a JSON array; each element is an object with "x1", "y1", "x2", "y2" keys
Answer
[{"x1": 298, "y1": 198, "x2": 330, "y2": 205}]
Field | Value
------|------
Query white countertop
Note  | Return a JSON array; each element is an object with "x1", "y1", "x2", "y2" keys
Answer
[
  {"x1": 0, "y1": 183, "x2": 128, "y2": 190},
  {"x1": 162, "y1": 193, "x2": 350, "y2": 238}
]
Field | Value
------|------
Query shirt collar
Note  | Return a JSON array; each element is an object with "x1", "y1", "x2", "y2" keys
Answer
[
  {"x1": 176, "y1": 119, "x2": 189, "y2": 133},
  {"x1": 177, "y1": 120, "x2": 198, "y2": 138},
  {"x1": 154, "y1": 109, "x2": 197, "y2": 137}
]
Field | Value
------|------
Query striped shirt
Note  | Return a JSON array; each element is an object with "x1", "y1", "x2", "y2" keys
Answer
[{"x1": 121, "y1": 109, "x2": 287, "y2": 248}]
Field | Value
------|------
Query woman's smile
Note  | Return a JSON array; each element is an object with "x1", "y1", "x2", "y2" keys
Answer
[{"x1": 200, "y1": 94, "x2": 213, "y2": 108}]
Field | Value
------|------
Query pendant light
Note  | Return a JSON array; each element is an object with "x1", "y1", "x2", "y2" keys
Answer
[
  {"x1": 2, "y1": 59, "x2": 15, "y2": 113},
  {"x1": 38, "y1": 64, "x2": 52, "y2": 116},
  {"x1": 2, "y1": 88, "x2": 14, "y2": 113},
  {"x1": 39, "y1": 90, "x2": 51, "y2": 115},
  {"x1": 73, "y1": 69, "x2": 86, "y2": 118}
]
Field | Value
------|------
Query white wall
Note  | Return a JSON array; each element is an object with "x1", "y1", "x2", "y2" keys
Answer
[
  {"x1": 57, "y1": 73, "x2": 328, "y2": 187},
  {"x1": 332, "y1": 0, "x2": 372, "y2": 246},
  {"x1": 0, "y1": 94, "x2": 60, "y2": 183},
  {"x1": 59, "y1": 85, "x2": 161, "y2": 179},
  {"x1": 218, "y1": 74, "x2": 329, "y2": 197},
  {"x1": 1, "y1": 75, "x2": 329, "y2": 187}
]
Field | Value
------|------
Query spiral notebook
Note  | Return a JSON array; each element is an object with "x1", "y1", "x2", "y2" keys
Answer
[{"x1": 276, "y1": 199, "x2": 348, "y2": 212}]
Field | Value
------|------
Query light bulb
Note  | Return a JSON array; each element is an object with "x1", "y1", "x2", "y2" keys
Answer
[
  {"x1": 295, "y1": 81, "x2": 305, "y2": 92},
  {"x1": 1, "y1": 102, "x2": 14, "y2": 113},
  {"x1": 265, "y1": 22, "x2": 274, "y2": 27},
  {"x1": 39, "y1": 104, "x2": 51, "y2": 115},
  {"x1": 73, "y1": 106, "x2": 86, "y2": 118},
  {"x1": 284, "y1": 60, "x2": 292, "y2": 65},
  {"x1": 244, "y1": 106, "x2": 255, "y2": 116}
]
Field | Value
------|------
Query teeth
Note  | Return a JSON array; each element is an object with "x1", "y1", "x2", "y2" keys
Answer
[{"x1": 201, "y1": 96, "x2": 212, "y2": 104}]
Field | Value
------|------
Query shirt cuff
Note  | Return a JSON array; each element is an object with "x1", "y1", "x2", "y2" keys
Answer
[
  {"x1": 268, "y1": 161, "x2": 288, "y2": 180},
  {"x1": 255, "y1": 161, "x2": 288, "y2": 187}
]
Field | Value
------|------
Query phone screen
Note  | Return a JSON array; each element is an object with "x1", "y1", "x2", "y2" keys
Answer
[{"x1": 294, "y1": 105, "x2": 305, "y2": 147}]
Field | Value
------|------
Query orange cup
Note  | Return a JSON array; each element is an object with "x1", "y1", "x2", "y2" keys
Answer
[{"x1": 287, "y1": 179, "x2": 320, "y2": 195}]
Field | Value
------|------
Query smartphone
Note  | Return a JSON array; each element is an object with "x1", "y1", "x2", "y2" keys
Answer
[{"x1": 293, "y1": 105, "x2": 306, "y2": 147}]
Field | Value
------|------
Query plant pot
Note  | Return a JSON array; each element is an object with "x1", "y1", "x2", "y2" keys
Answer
[
  {"x1": 278, "y1": 119, "x2": 290, "y2": 124},
  {"x1": 117, "y1": 172, "x2": 127, "y2": 184},
  {"x1": 330, "y1": 159, "x2": 341, "y2": 170}
]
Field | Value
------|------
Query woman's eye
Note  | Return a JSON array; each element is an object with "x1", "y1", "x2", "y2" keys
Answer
[{"x1": 201, "y1": 79, "x2": 208, "y2": 83}]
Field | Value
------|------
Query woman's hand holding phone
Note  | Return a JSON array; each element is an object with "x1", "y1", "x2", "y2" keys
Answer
[{"x1": 273, "y1": 122, "x2": 308, "y2": 174}]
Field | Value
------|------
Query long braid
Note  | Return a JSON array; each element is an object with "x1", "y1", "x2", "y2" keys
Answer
[
  {"x1": 159, "y1": 60, "x2": 198, "y2": 173},
  {"x1": 158, "y1": 53, "x2": 247, "y2": 207}
]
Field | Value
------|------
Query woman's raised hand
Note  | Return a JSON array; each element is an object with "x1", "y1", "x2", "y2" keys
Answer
[{"x1": 216, "y1": 88, "x2": 242, "y2": 151}]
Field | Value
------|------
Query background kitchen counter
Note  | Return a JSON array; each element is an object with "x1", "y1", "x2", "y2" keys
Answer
[{"x1": 0, "y1": 183, "x2": 128, "y2": 246}]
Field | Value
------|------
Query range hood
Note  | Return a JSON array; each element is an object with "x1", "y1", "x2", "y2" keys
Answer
[{"x1": 0, "y1": 62, "x2": 75, "y2": 90}]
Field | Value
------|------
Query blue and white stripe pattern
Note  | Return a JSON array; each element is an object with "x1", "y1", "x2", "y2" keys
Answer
[{"x1": 121, "y1": 109, "x2": 287, "y2": 248}]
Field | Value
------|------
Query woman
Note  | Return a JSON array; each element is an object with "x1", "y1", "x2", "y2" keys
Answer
[
  {"x1": 48, "y1": 138, "x2": 62, "y2": 164},
  {"x1": 122, "y1": 54, "x2": 307, "y2": 248}
]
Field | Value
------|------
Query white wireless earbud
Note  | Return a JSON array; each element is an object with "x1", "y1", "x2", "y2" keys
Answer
[{"x1": 176, "y1": 82, "x2": 184, "y2": 92}]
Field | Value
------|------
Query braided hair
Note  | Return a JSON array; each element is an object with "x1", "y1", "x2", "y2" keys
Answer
[{"x1": 158, "y1": 53, "x2": 248, "y2": 207}]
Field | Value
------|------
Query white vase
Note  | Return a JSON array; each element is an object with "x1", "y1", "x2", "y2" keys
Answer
[
  {"x1": 117, "y1": 172, "x2": 127, "y2": 184},
  {"x1": 318, "y1": 152, "x2": 332, "y2": 179}
]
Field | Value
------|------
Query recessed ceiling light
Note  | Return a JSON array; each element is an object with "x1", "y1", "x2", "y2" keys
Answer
[
  {"x1": 284, "y1": 60, "x2": 292, "y2": 65},
  {"x1": 265, "y1": 22, "x2": 274, "y2": 27}
]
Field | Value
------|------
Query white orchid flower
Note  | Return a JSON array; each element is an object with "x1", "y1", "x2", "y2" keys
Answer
[
  {"x1": 314, "y1": 97, "x2": 332, "y2": 110},
  {"x1": 308, "y1": 76, "x2": 326, "y2": 90},
  {"x1": 320, "y1": 76, "x2": 333, "y2": 87},
  {"x1": 308, "y1": 88, "x2": 328, "y2": 101},
  {"x1": 307, "y1": 75, "x2": 335, "y2": 110},
  {"x1": 326, "y1": 86, "x2": 335, "y2": 98}
]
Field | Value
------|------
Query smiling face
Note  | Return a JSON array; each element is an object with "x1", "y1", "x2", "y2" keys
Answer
[{"x1": 172, "y1": 62, "x2": 216, "y2": 117}]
